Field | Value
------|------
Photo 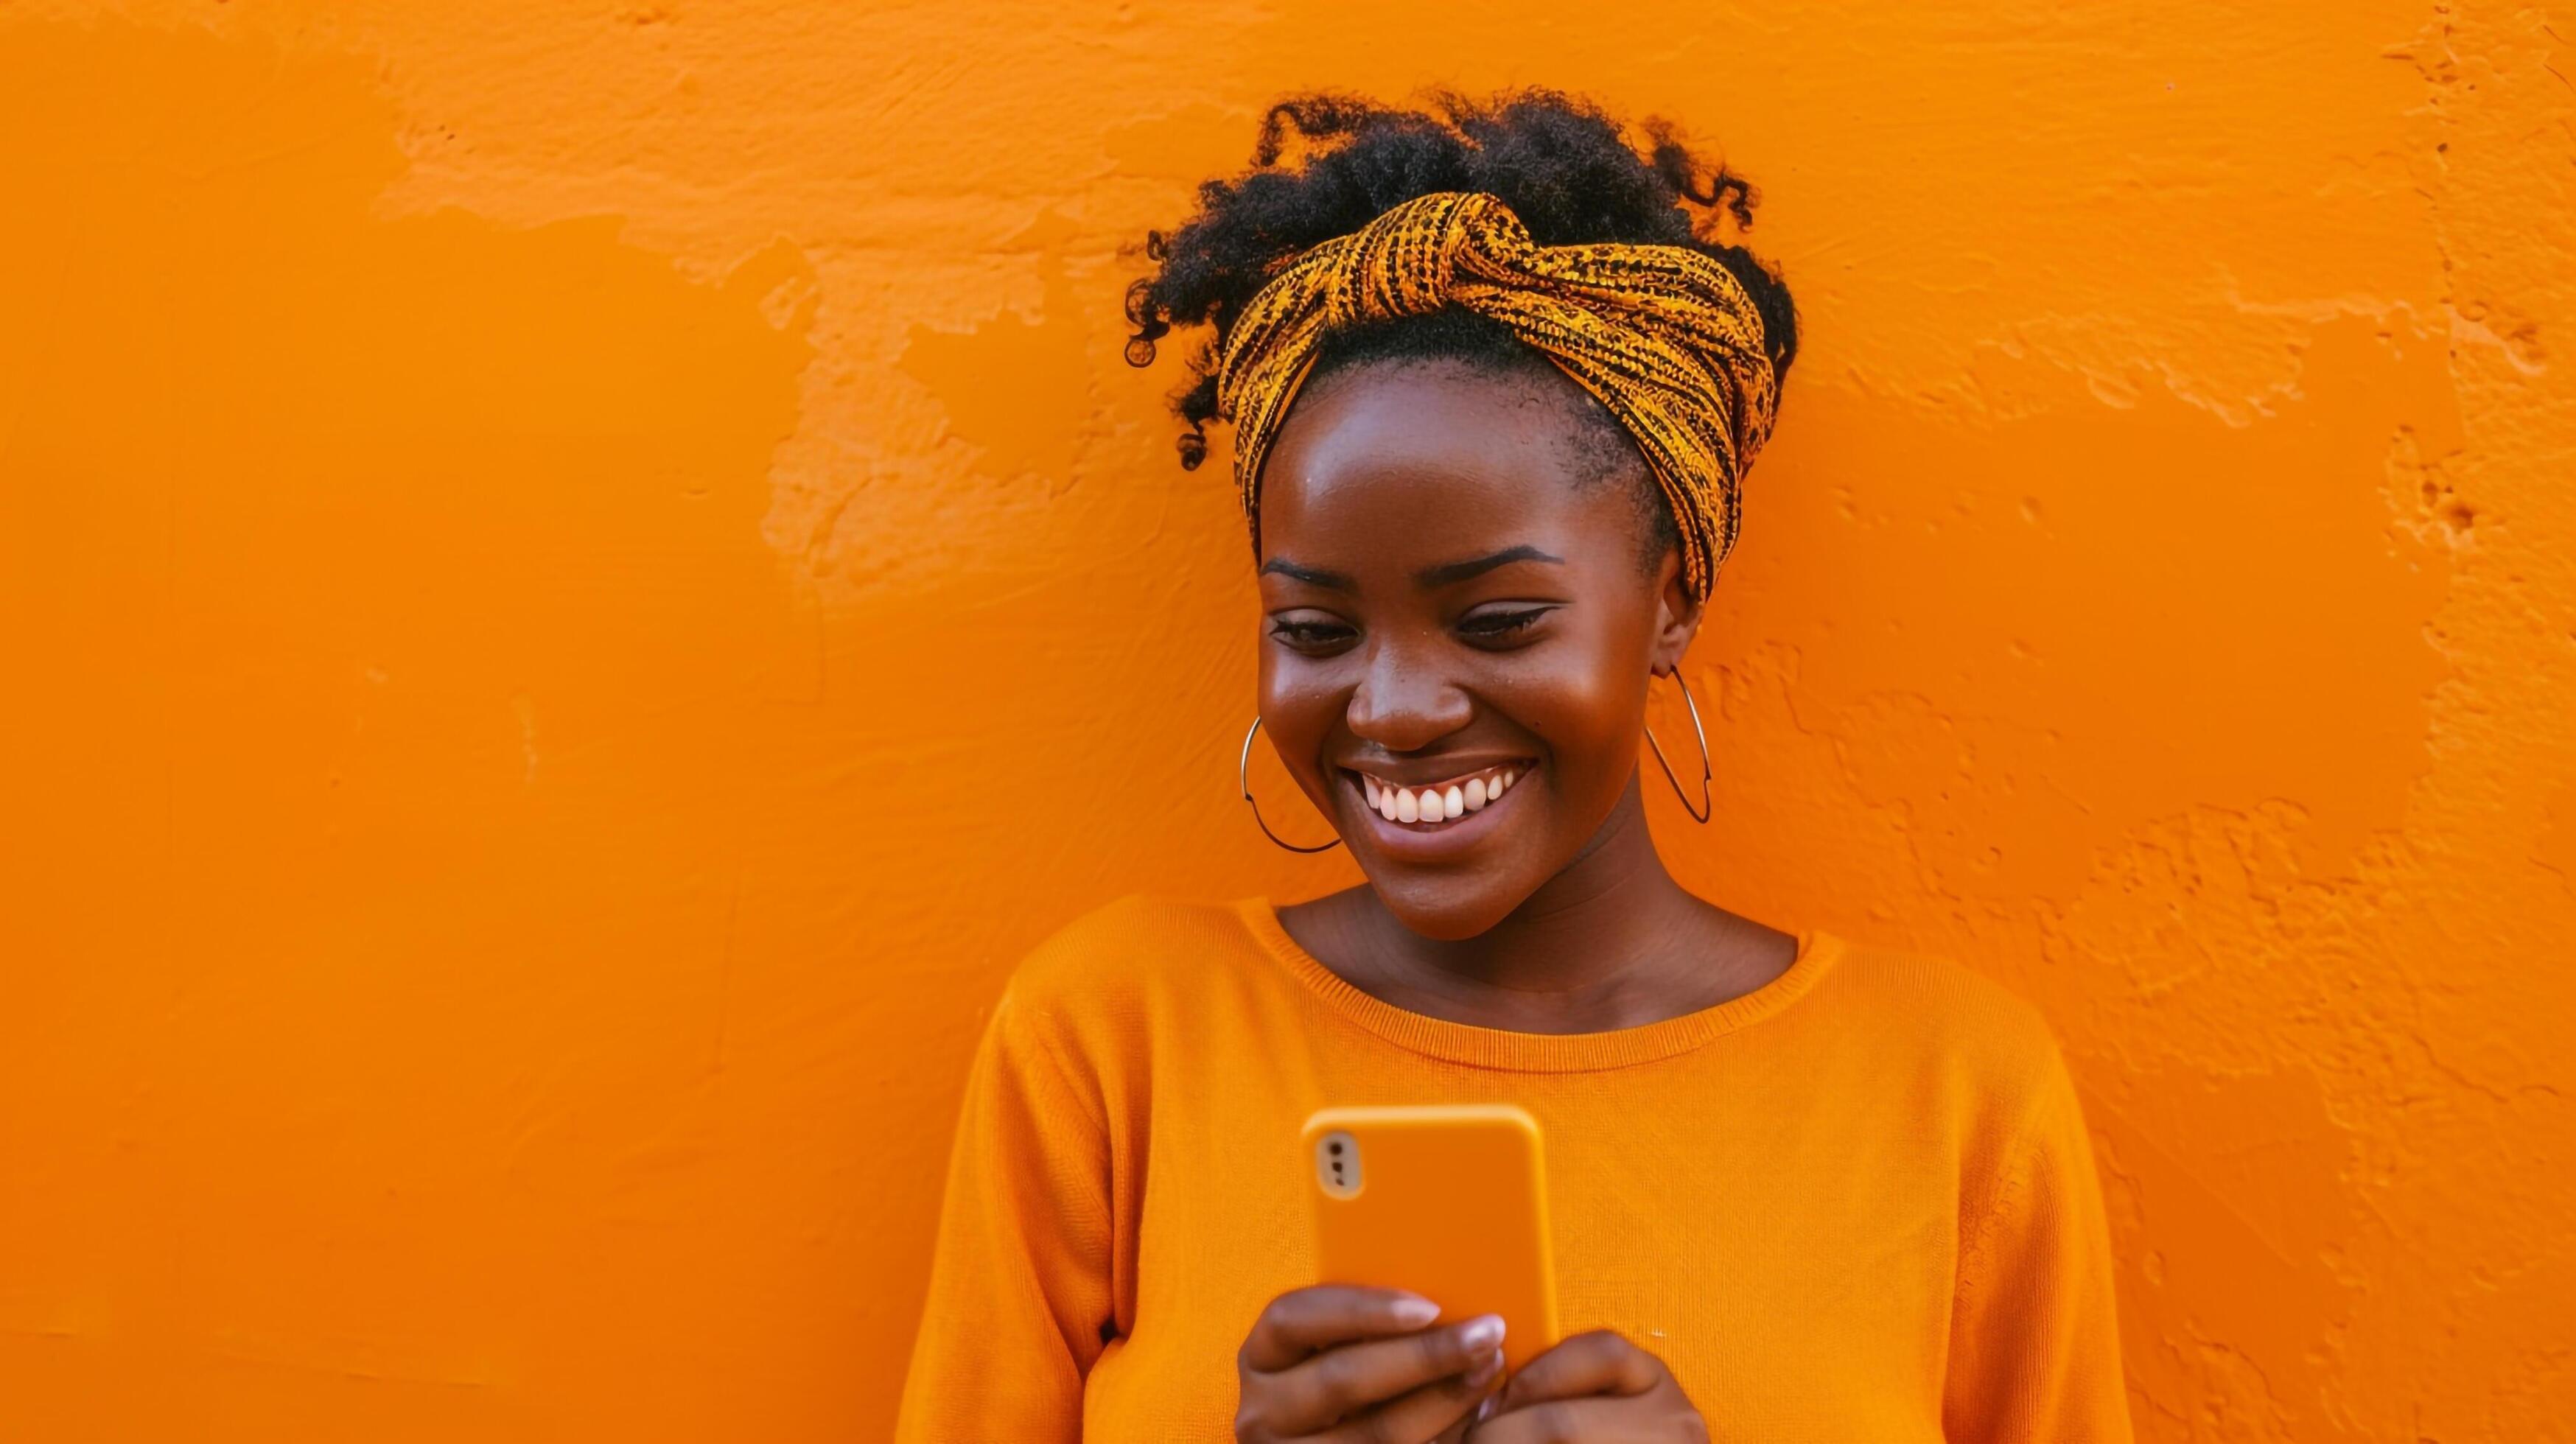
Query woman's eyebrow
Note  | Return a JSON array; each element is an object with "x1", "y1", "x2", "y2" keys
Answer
[
  {"x1": 1258, "y1": 557, "x2": 1355, "y2": 590},
  {"x1": 1414, "y1": 544, "x2": 1564, "y2": 588},
  {"x1": 1257, "y1": 545, "x2": 1564, "y2": 592}
]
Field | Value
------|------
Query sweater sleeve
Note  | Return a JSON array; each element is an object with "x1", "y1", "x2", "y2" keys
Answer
[
  {"x1": 895, "y1": 984, "x2": 1116, "y2": 1443},
  {"x1": 1942, "y1": 1046, "x2": 2135, "y2": 1443}
]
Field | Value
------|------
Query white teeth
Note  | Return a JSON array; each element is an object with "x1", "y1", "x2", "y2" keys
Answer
[{"x1": 1360, "y1": 768, "x2": 1530, "y2": 824}]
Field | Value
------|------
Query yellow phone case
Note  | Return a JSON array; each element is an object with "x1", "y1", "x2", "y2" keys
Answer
[{"x1": 1301, "y1": 1103, "x2": 1561, "y2": 1373}]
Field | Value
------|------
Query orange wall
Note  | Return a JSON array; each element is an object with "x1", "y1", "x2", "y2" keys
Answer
[{"x1": 3, "y1": 3, "x2": 2570, "y2": 1440}]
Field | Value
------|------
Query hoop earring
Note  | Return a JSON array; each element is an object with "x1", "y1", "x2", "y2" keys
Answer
[
  {"x1": 1239, "y1": 715, "x2": 1344, "y2": 854},
  {"x1": 1642, "y1": 667, "x2": 1714, "y2": 824}
]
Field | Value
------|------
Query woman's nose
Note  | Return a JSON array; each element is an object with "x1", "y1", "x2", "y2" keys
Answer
[{"x1": 1344, "y1": 638, "x2": 1472, "y2": 752}]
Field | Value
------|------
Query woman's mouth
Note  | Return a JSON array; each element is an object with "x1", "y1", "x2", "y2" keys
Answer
[{"x1": 1345, "y1": 762, "x2": 1530, "y2": 829}]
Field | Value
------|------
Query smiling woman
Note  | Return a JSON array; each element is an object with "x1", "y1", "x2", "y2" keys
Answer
[
  {"x1": 1250, "y1": 360, "x2": 1723, "y2": 938},
  {"x1": 895, "y1": 90, "x2": 2135, "y2": 1443}
]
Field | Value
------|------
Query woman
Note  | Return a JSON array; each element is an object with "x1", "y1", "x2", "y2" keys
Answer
[{"x1": 896, "y1": 91, "x2": 2132, "y2": 1442}]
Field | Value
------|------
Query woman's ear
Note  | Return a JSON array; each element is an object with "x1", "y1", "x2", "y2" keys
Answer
[{"x1": 1648, "y1": 547, "x2": 1706, "y2": 674}]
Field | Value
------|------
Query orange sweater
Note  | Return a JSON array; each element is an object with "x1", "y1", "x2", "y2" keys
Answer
[{"x1": 895, "y1": 896, "x2": 2133, "y2": 1441}]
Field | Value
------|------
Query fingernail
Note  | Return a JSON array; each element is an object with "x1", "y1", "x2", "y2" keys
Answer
[
  {"x1": 1388, "y1": 1294, "x2": 1442, "y2": 1326},
  {"x1": 1475, "y1": 1394, "x2": 1500, "y2": 1422},
  {"x1": 1465, "y1": 1347, "x2": 1505, "y2": 1387},
  {"x1": 1457, "y1": 1313, "x2": 1505, "y2": 1352}
]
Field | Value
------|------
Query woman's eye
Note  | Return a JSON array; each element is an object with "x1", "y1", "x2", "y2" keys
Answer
[
  {"x1": 1460, "y1": 607, "x2": 1553, "y2": 639},
  {"x1": 1268, "y1": 618, "x2": 1354, "y2": 647}
]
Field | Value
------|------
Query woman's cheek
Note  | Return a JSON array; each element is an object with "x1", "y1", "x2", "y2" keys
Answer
[
  {"x1": 1516, "y1": 670, "x2": 1637, "y2": 799},
  {"x1": 1257, "y1": 659, "x2": 1342, "y2": 795}
]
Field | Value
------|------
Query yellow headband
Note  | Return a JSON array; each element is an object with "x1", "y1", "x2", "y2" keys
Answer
[{"x1": 1214, "y1": 190, "x2": 1779, "y2": 601}]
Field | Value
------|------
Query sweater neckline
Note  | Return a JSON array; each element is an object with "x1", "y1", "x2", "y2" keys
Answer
[{"x1": 1234, "y1": 895, "x2": 1844, "y2": 1073}]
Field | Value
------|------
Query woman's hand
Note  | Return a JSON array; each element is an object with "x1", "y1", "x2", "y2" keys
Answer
[
  {"x1": 1463, "y1": 1330, "x2": 1708, "y2": 1443},
  {"x1": 1235, "y1": 1285, "x2": 1508, "y2": 1443}
]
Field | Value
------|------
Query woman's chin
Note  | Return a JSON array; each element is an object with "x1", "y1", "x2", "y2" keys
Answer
[{"x1": 1359, "y1": 872, "x2": 1536, "y2": 942}]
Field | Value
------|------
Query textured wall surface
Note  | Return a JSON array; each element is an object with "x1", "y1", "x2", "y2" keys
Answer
[{"x1": 3, "y1": 3, "x2": 2570, "y2": 1440}]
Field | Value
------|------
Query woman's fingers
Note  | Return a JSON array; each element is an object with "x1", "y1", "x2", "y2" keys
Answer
[
  {"x1": 1493, "y1": 1330, "x2": 1664, "y2": 1409},
  {"x1": 1461, "y1": 1397, "x2": 1635, "y2": 1443},
  {"x1": 1267, "y1": 1314, "x2": 1502, "y2": 1435},
  {"x1": 1236, "y1": 1287, "x2": 1506, "y2": 1439},
  {"x1": 1462, "y1": 1331, "x2": 1708, "y2": 1444},
  {"x1": 1457, "y1": 1332, "x2": 1707, "y2": 1443},
  {"x1": 1239, "y1": 1286, "x2": 1443, "y2": 1373},
  {"x1": 1312, "y1": 1338, "x2": 1508, "y2": 1443}
]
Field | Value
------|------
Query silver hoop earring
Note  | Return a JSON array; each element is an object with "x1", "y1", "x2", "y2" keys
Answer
[
  {"x1": 1239, "y1": 715, "x2": 1344, "y2": 854},
  {"x1": 1642, "y1": 667, "x2": 1714, "y2": 824}
]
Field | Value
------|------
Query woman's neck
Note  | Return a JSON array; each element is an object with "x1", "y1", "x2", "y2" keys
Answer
[{"x1": 1278, "y1": 780, "x2": 1798, "y2": 1034}]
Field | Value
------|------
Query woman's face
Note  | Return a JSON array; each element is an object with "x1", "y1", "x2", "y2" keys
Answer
[{"x1": 1254, "y1": 358, "x2": 1702, "y2": 940}]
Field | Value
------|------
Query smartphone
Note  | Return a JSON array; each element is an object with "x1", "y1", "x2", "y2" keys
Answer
[{"x1": 1301, "y1": 1103, "x2": 1561, "y2": 1373}]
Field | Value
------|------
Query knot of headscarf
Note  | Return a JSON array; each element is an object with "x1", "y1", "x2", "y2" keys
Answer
[{"x1": 1214, "y1": 189, "x2": 1781, "y2": 601}]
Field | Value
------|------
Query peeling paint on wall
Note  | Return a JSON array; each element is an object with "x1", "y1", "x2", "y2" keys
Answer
[{"x1": 1, "y1": 3, "x2": 2569, "y2": 1441}]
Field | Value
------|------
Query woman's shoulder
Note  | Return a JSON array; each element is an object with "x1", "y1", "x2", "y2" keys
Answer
[
  {"x1": 994, "y1": 891, "x2": 1276, "y2": 1016},
  {"x1": 974, "y1": 893, "x2": 1292, "y2": 1096},
  {"x1": 1807, "y1": 930, "x2": 2079, "y2": 1112}
]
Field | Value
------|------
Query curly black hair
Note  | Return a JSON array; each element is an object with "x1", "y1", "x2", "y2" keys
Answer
[{"x1": 1123, "y1": 88, "x2": 1800, "y2": 575}]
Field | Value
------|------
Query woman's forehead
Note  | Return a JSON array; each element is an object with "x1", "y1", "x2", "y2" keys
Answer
[
  {"x1": 1256, "y1": 438, "x2": 1648, "y2": 595},
  {"x1": 1259, "y1": 363, "x2": 1622, "y2": 533}
]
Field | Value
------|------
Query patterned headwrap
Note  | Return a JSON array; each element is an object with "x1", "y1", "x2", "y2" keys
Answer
[{"x1": 1214, "y1": 189, "x2": 1780, "y2": 601}]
